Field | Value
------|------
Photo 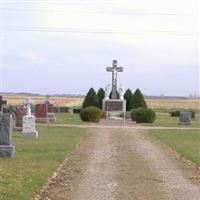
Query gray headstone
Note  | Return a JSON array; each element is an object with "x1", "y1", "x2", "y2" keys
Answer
[
  {"x1": 179, "y1": 112, "x2": 192, "y2": 125},
  {"x1": 0, "y1": 113, "x2": 12, "y2": 145},
  {"x1": 0, "y1": 113, "x2": 15, "y2": 157}
]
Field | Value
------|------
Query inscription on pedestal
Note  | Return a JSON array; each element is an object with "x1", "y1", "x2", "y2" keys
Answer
[{"x1": 105, "y1": 101, "x2": 123, "y2": 111}]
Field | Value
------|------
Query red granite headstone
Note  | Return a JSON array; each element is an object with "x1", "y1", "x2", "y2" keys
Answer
[{"x1": 35, "y1": 104, "x2": 48, "y2": 123}]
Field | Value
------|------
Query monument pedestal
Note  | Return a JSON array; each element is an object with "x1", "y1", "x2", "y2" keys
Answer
[
  {"x1": 22, "y1": 115, "x2": 38, "y2": 138},
  {"x1": 0, "y1": 145, "x2": 15, "y2": 157},
  {"x1": 103, "y1": 99, "x2": 126, "y2": 117},
  {"x1": 47, "y1": 113, "x2": 56, "y2": 122}
]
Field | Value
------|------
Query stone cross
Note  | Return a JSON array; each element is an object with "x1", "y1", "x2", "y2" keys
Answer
[
  {"x1": 26, "y1": 98, "x2": 32, "y2": 116},
  {"x1": 106, "y1": 60, "x2": 123, "y2": 99},
  {"x1": 0, "y1": 95, "x2": 7, "y2": 112}
]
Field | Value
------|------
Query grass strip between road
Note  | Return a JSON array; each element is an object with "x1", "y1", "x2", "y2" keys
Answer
[{"x1": 149, "y1": 129, "x2": 200, "y2": 166}]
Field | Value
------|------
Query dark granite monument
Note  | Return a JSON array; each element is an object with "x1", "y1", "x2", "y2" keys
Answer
[
  {"x1": 53, "y1": 106, "x2": 59, "y2": 113},
  {"x1": 15, "y1": 106, "x2": 27, "y2": 131},
  {"x1": 102, "y1": 60, "x2": 126, "y2": 116},
  {"x1": 0, "y1": 113, "x2": 15, "y2": 157},
  {"x1": 0, "y1": 95, "x2": 7, "y2": 112},
  {"x1": 179, "y1": 112, "x2": 192, "y2": 125},
  {"x1": 73, "y1": 108, "x2": 81, "y2": 114},
  {"x1": 60, "y1": 106, "x2": 70, "y2": 113}
]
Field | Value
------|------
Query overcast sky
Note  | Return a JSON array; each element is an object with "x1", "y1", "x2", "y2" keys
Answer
[{"x1": 1, "y1": 0, "x2": 199, "y2": 96}]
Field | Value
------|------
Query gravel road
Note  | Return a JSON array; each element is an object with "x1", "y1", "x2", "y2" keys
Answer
[{"x1": 35, "y1": 127, "x2": 200, "y2": 200}]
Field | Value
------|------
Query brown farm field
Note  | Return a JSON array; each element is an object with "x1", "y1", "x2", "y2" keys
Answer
[
  {"x1": 4, "y1": 96, "x2": 83, "y2": 107},
  {"x1": 4, "y1": 95, "x2": 200, "y2": 109}
]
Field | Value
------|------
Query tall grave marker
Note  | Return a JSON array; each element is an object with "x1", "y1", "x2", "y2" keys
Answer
[
  {"x1": 22, "y1": 98, "x2": 38, "y2": 138},
  {"x1": 0, "y1": 113, "x2": 15, "y2": 157}
]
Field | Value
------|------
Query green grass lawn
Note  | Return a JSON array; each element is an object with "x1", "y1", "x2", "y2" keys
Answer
[
  {"x1": 143, "y1": 113, "x2": 200, "y2": 128},
  {"x1": 152, "y1": 108, "x2": 200, "y2": 114},
  {"x1": 0, "y1": 126, "x2": 87, "y2": 200},
  {"x1": 53, "y1": 113, "x2": 89, "y2": 125},
  {"x1": 149, "y1": 129, "x2": 200, "y2": 166}
]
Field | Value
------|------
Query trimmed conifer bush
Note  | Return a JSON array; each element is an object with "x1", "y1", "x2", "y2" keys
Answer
[
  {"x1": 97, "y1": 88, "x2": 105, "y2": 109},
  {"x1": 80, "y1": 106, "x2": 103, "y2": 123},
  {"x1": 82, "y1": 88, "x2": 100, "y2": 108},
  {"x1": 130, "y1": 108, "x2": 156, "y2": 123},
  {"x1": 124, "y1": 89, "x2": 134, "y2": 111},
  {"x1": 131, "y1": 89, "x2": 147, "y2": 109}
]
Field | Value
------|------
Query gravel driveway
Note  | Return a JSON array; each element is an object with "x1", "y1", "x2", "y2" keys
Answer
[{"x1": 35, "y1": 127, "x2": 200, "y2": 200}]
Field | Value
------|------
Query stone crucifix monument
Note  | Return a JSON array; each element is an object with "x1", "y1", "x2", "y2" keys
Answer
[
  {"x1": 106, "y1": 60, "x2": 123, "y2": 99},
  {"x1": 22, "y1": 98, "x2": 38, "y2": 138},
  {"x1": 103, "y1": 60, "x2": 126, "y2": 117}
]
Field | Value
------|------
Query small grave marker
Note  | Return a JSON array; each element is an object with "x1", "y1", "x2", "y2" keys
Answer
[{"x1": 179, "y1": 112, "x2": 192, "y2": 125}]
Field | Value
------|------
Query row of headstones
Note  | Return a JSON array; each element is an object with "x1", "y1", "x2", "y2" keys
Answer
[
  {"x1": 0, "y1": 96, "x2": 82, "y2": 157},
  {"x1": 51, "y1": 107, "x2": 81, "y2": 114},
  {"x1": 0, "y1": 98, "x2": 38, "y2": 157},
  {"x1": 170, "y1": 110, "x2": 196, "y2": 125},
  {"x1": 3, "y1": 105, "x2": 81, "y2": 125}
]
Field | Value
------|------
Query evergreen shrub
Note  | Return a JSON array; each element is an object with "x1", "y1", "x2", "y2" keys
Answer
[
  {"x1": 80, "y1": 106, "x2": 102, "y2": 123},
  {"x1": 131, "y1": 108, "x2": 156, "y2": 123}
]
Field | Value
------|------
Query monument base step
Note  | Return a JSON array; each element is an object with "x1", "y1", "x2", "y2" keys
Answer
[
  {"x1": 36, "y1": 118, "x2": 49, "y2": 123},
  {"x1": 22, "y1": 131, "x2": 38, "y2": 138},
  {"x1": 179, "y1": 122, "x2": 192, "y2": 125},
  {"x1": 14, "y1": 127, "x2": 22, "y2": 131},
  {"x1": 0, "y1": 145, "x2": 15, "y2": 157}
]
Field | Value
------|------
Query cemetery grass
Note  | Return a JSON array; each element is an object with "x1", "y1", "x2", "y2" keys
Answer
[
  {"x1": 52, "y1": 113, "x2": 90, "y2": 125},
  {"x1": 0, "y1": 126, "x2": 87, "y2": 200},
  {"x1": 149, "y1": 129, "x2": 200, "y2": 166},
  {"x1": 144, "y1": 112, "x2": 200, "y2": 128}
]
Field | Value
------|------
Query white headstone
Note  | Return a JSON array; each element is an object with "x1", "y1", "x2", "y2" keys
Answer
[{"x1": 22, "y1": 98, "x2": 38, "y2": 138}]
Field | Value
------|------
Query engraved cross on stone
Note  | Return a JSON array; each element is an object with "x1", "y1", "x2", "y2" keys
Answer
[
  {"x1": 0, "y1": 95, "x2": 7, "y2": 112},
  {"x1": 106, "y1": 60, "x2": 123, "y2": 99}
]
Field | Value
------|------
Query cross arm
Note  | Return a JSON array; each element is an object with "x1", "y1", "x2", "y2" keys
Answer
[
  {"x1": 116, "y1": 67, "x2": 123, "y2": 72},
  {"x1": 106, "y1": 67, "x2": 113, "y2": 72}
]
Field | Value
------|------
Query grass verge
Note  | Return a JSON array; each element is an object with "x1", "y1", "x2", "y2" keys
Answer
[
  {"x1": 149, "y1": 129, "x2": 200, "y2": 166},
  {"x1": 143, "y1": 113, "x2": 200, "y2": 128},
  {"x1": 53, "y1": 113, "x2": 88, "y2": 125},
  {"x1": 0, "y1": 126, "x2": 87, "y2": 200}
]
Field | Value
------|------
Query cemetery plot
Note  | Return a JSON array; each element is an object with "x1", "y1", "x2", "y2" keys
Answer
[{"x1": 0, "y1": 126, "x2": 86, "y2": 200}]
